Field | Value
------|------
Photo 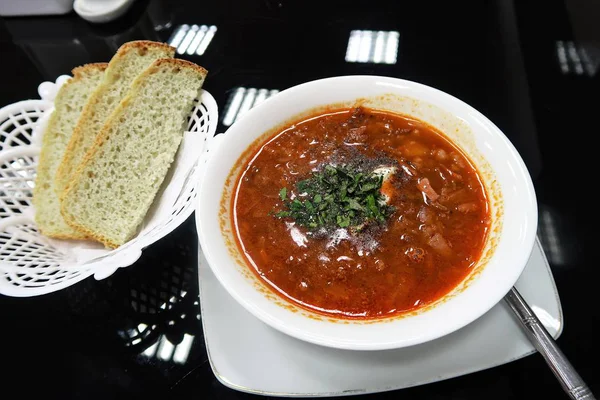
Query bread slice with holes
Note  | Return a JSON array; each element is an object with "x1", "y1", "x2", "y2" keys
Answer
[
  {"x1": 32, "y1": 63, "x2": 107, "y2": 239},
  {"x1": 61, "y1": 59, "x2": 207, "y2": 248},
  {"x1": 55, "y1": 41, "x2": 175, "y2": 196}
]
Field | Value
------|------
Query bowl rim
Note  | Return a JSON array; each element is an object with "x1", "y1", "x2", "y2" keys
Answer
[{"x1": 196, "y1": 75, "x2": 538, "y2": 350}]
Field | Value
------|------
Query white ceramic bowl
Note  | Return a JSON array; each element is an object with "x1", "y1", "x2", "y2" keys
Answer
[{"x1": 196, "y1": 76, "x2": 537, "y2": 351}]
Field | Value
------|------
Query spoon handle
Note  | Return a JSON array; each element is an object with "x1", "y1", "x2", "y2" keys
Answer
[{"x1": 505, "y1": 287, "x2": 595, "y2": 400}]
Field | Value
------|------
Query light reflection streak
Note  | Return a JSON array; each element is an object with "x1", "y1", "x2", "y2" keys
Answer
[
  {"x1": 168, "y1": 24, "x2": 218, "y2": 55},
  {"x1": 222, "y1": 87, "x2": 280, "y2": 126},
  {"x1": 345, "y1": 30, "x2": 399, "y2": 64}
]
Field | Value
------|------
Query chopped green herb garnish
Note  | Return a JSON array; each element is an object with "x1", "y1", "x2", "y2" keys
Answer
[{"x1": 273, "y1": 165, "x2": 394, "y2": 230}]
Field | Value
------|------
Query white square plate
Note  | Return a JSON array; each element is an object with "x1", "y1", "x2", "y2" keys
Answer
[{"x1": 198, "y1": 238, "x2": 562, "y2": 397}]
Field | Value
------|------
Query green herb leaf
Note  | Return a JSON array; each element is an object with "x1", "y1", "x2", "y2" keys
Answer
[
  {"x1": 305, "y1": 201, "x2": 314, "y2": 211},
  {"x1": 337, "y1": 214, "x2": 351, "y2": 228},
  {"x1": 297, "y1": 180, "x2": 310, "y2": 193},
  {"x1": 290, "y1": 199, "x2": 303, "y2": 211},
  {"x1": 360, "y1": 182, "x2": 378, "y2": 192},
  {"x1": 346, "y1": 198, "x2": 364, "y2": 211},
  {"x1": 279, "y1": 187, "x2": 287, "y2": 201}
]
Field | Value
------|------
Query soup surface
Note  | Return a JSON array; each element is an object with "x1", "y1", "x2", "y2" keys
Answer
[{"x1": 232, "y1": 107, "x2": 489, "y2": 319}]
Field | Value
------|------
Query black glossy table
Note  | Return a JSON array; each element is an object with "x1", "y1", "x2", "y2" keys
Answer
[{"x1": 1, "y1": 1, "x2": 597, "y2": 398}]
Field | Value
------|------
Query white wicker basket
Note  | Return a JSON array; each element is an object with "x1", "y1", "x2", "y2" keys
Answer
[{"x1": 0, "y1": 75, "x2": 218, "y2": 297}]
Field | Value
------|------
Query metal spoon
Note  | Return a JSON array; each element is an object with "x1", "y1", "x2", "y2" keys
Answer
[{"x1": 505, "y1": 287, "x2": 595, "y2": 400}]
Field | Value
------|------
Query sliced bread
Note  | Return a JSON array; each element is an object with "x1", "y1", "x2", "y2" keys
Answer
[
  {"x1": 55, "y1": 40, "x2": 175, "y2": 195},
  {"x1": 32, "y1": 63, "x2": 107, "y2": 239},
  {"x1": 61, "y1": 59, "x2": 208, "y2": 248}
]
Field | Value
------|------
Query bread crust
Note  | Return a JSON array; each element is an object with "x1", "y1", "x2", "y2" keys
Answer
[
  {"x1": 71, "y1": 63, "x2": 108, "y2": 77},
  {"x1": 149, "y1": 58, "x2": 208, "y2": 77},
  {"x1": 117, "y1": 40, "x2": 174, "y2": 54}
]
